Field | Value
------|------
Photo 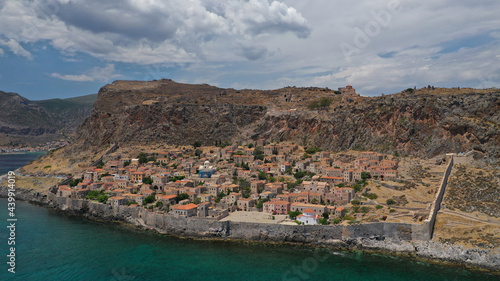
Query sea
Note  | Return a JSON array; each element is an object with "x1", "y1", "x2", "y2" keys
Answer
[
  {"x1": 0, "y1": 152, "x2": 45, "y2": 175},
  {"x1": 0, "y1": 154, "x2": 498, "y2": 281}
]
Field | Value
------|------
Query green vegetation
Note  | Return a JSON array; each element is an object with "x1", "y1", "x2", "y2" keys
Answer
[
  {"x1": 307, "y1": 97, "x2": 333, "y2": 110},
  {"x1": 256, "y1": 198, "x2": 269, "y2": 209},
  {"x1": 144, "y1": 195, "x2": 155, "y2": 205},
  {"x1": 305, "y1": 147, "x2": 321, "y2": 155},
  {"x1": 332, "y1": 218, "x2": 341, "y2": 224},
  {"x1": 375, "y1": 205, "x2": 384, "y2": 210},
  {"x1": 288, "y1": 211, "x2": 302, "y2": 219},
  {"x1": 126, "y1": 201, "x2": 138, "y2": 206},
  {"x1": 318, "y1": 218, "x2": 329, "y2": 225},
  {"x1": 43, "y1": 165, "x2": 52, "y2": 169},
  {"x1": 142, "y1": 176, "x2": 153, "y2": 185},
  {"x1": 176, "y1": 193, "x2": 189, "y2": 203},
  {"x1": 386, "y1": 198, "x2": 396, "y2": 205},
  {"x1": 85, "y1": 190, "x2": 108, "y2": 203},
  {"x1": 137, "y1": 152, "x2": 156, "y2": 164},
  {"x1": 215, "y1": 191, "x2": 226, "y2": 203},
  {"x1": 363, "y1": 192, "x2": 378, "y2": 200},
  {"x1": 193, "y1": 141, "x2": 202, "y2": 148},
  {"x1": 169, "y1": 175, "x2": 185, "y2": 182},
  {"x1": 351, "y1": 199, "x2": 360, "y2": 205},
  {"x1": 360, "y1": 206, "x2": 371, "y2": 214},
  {"x1": 68, "y1": 178, "x2": 83, "y2": 187}
]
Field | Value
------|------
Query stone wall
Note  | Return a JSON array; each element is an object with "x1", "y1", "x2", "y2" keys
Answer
[
  {"x1": 45, "y1": 193, "x2": 425, "y2": 244},
  {"x1": 424, "y1": 155, "x2": 454, "y2": 239}
]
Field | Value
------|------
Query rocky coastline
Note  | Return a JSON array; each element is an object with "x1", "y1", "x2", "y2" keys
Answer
[{"x1": 1, "y1": 185, "x2": 499, "y2": 274}]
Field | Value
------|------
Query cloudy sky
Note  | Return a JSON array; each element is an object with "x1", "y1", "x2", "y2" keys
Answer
[{"x1": 0, "y1": 0, "x2": 499, "y2": 100}]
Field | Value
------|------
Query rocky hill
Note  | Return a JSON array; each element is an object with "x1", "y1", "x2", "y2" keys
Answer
[
  {"x1": 72, "y1": 79, "x2": 500, "y2": 158},
  {"x1": 0, "y1": 91, "x2": 96, "y2": 146}
]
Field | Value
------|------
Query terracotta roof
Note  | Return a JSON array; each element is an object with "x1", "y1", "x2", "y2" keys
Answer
[
  {"x1": 303, "y1": 208, "x2": 314, "y2": 213},
  {"x1": 172, "y1": 203, "x2": 199, "y2": 210}
]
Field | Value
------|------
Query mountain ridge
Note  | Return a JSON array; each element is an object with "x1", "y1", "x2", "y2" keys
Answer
[
  {"x1": 0, "y1": 91, "x2": 97, "y2": 146},
  {"x1": 71, "y1": 79, "x2": 500, "y2": 158}
]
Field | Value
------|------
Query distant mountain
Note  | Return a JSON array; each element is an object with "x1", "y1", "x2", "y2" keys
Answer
[{"x1": 0, "y1": 91, "x2": 97, "y2": 146}]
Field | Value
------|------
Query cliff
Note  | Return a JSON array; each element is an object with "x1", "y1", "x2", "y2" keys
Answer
[{"x1": 71, "y1": 80, "x2": 500, "y2": 158}]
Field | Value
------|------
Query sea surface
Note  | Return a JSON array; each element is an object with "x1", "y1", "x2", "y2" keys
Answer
[
  {"x1": 0, "y1": 153, "x2": 45, "y2": 175},
  {"x1": 0, "y1": 155, "x2": 498, "y2": 281}
]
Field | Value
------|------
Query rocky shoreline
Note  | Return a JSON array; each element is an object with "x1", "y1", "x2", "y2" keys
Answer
[{"x1": 1, "y1": 185, "x2": 499, "y2": 275}]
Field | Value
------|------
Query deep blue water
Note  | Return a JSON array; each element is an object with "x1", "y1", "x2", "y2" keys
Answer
[
  {"x1": 0, "y1": 199, "x2": 497, "y2": 281},
  {"x1": 0, "y1": 153, "x2": 45, "y2": 175}
]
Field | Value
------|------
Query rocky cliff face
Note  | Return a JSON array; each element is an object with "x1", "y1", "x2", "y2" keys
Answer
[{"x1": 74, "y1": 80, "x2": 500, "y2": 157}]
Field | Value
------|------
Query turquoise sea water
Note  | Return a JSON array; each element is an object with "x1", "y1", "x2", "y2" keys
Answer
[
  {"x1": 0, "y1": 199, "x2": 498, "y2": 281},
  {"x1": 0, "y1": 153, "x2": 45, "y2": 175}
]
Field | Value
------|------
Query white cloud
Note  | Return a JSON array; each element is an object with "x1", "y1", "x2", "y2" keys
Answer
[
  {"x1": 51, "y1": 64, "x2": 121, "y2": 82},
  {"x1": 0, "y1": 0, "x2": 499, "y2": 95},
  {"x1": 0, "y1": 38, "x2": 32, "y2": 59}
]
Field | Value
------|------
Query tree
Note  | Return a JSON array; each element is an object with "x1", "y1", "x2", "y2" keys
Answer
[
  {"x1": 195, "y1": 149, "x2": 202, "y2": 157},
  {"x1": 361, "y1": 172, "x2": 371, "y2": 180},
  {"x1": 193, "y1": 198, "x2": 202, "y2": 204},
  {"x1": 155, "y1": 201, "x2": 163, "y2": 208},
  {"x1": 193, "y1": 141, "x2": 202, "y2": 148},
  {"x1": 351, "y1": 199, "x2": 360, "y2": 205},
  {"x1": 241, "y1": 187, "x2": 252, "y2": 198},
  {"x1": 176, "y1": 193, "x2": 190, "y2": 203},
  {"x1": 123, "y1": 161, "x2": 131, "y2": 167},
  {"x1": 247, "y1": 143, "x2": 254, "y2": 148},
  {"x1": 258, "y1": 171, "x2": 267, "y2": 180},
  {"x1": 322, "y1": 212, "x2": 330, "y2": 219},
  {"x1": 142, "y1": 176, "x2": 153, "y2": 185},
  {"x1": 311, "y1": 198, "x2": 318, "y2": 204},
  {"x1": 97, "y1": 195, "x2": 108, "y2": 203},
  {"x1": 215, "y1": 191, "x2": 226, "y2": 203},
  {"x1": 332, "y1": 218, "x2": 341, "y2": 224},
  {"x1": 352, "y1": 183, "x2": 362, "y2": 193},
  {"x1": 294, "y1": 171, "x2": 306, "y2": 179},
  {"x1": 288, "y1": 211, "x2": 302, "y2": 219},
  {"x1": 144, "y1": 195, "x2": 155, "y2": 205},
  {"x1": 69, "y1": 178, "x2": 83, "y2": 187}
]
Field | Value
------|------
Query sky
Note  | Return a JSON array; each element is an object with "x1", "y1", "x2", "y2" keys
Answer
[{"x1": 0, "y1": 0, "x2": 499, "y2": 100}]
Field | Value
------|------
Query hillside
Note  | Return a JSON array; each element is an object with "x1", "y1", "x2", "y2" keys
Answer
[
  {"x1": 69, "y1": 79, "x2": 500, "y2": 159},
  {"x1": 0, "y1": 91, "x2": 96, "y2": 146}
]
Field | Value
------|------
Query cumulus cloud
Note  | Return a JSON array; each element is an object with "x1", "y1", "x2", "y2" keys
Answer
[
  {"x1": 0, "y1": 0, "x2": 499, "y2": 95},
  {"x1": 51, "y1": 64, "x2": 121, "y2": 82},
  {"x1": 0, "y1": 0, "x2": 310, "y2": 63}
]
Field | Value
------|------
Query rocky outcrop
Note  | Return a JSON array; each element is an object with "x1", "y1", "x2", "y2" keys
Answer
[{"x1": 71, "y1": 80, "x2": 500, "y2": 158}]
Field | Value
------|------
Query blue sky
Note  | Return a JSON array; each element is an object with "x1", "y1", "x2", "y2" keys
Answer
[{"x1": 0, "y1": 0, "x2": 499, "y2": 100}]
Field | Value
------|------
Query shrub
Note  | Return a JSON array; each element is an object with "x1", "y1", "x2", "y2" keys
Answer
[
  {"x1": 386, "y1": 199, "x2": 396, "y2": 205},
  {"x1": 318, "y1": 218, "x2": 329, "y2": 225},
  {"x1": 351, "y1": 199, "x2": 360, "y2": 205},
  {"x1": 376, "y1": 205, "x2": 383, "y2": 210}
]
